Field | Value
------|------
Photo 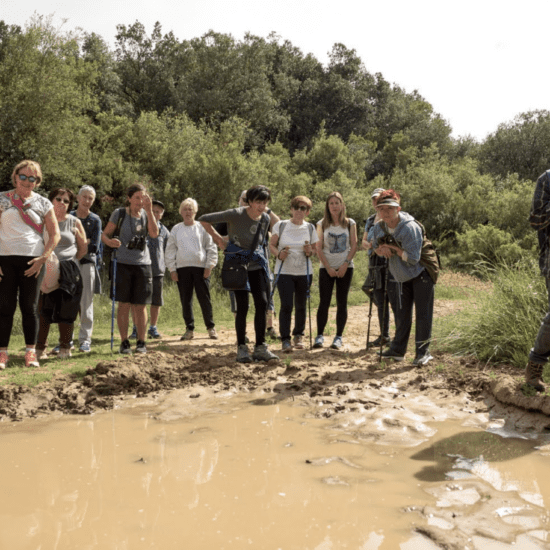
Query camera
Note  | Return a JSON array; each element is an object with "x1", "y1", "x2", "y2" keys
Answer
[
  {"x1": 379, "y1": 234, "x2": 397, "y2": 246},
  {"x1": 127, "y1": 235, "x2": 146, "y2": 251}
]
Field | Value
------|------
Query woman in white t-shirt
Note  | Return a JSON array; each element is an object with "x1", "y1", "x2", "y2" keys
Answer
[
  {"x1": 269, "y1": 196, "x2": 318, "y2": 352},
  {"x1": 314, "y1": 192, "x2": 358, "y2": 350}
]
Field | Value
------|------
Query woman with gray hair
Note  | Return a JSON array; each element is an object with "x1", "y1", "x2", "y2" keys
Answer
[
  {"x1": 165, "y1": 198, "x2": 218, "y2": 341},
  {"x1": 69, "y1": 185, "x2": 102, "y2": 353}
]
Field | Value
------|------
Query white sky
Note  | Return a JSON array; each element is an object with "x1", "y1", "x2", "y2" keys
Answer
[{"x1": 2, "y1": 0, "x2": 549, "y2": 141}]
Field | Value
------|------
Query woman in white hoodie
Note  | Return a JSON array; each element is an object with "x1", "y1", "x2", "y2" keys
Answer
[{"x1": 166, "y1": 198, "x2": 218, "y2": 341}]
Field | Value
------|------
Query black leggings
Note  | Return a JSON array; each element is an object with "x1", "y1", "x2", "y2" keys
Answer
[
  {"x1": 234, "y1": 269, "x2": 269, "y2": 346},
  {"x1": 0, "y1": 256, "x2": 45, "y2": 347},
  {"x1": 316, "y1": 267, "x2": 353, "y2": 337}
]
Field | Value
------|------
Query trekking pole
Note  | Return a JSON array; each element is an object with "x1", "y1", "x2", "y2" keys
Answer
[
  {"x1": 270, "y1": 247, "x2": 288, "y2": 301},
  {"x1": 305, "y1": 241, "x2": 313, "y2": 350},
  {"x1": 110, "y1": 250, "x2": 117, "y2": 352},
  {"x1": 379, "y1": 260, "x2": 389, "y2": 363},
  {"x1": 366, "y1": 283, "x2": 374, "y2": 350}
]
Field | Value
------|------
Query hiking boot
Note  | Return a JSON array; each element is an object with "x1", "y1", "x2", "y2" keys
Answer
[
  {"x1": 313, "y1": 335, "x2": 324, "y2": 349},
  {"x1": 380, "y1": 348, "x2": 405, "y2": 361},
  {"x1": 129, "y1": 326, "x2": 138, "y2": 340},
  {"x1": 208, "y1": 327, "x2": 218, "y2": 339},
  {"x1": 525, "y1": 360, "x2": 546, "y2": 392},
  {"x1": 266, "y1": 327, "x2": 279, "y2": 340},
  {"x1": 119, "y1": 339, "x2": 132, "y2": 355},
  {"x1": 25, "y1": 350, "x2": 39, "y2": 368},
  {"x1": 252, "y1": 344, "x2": 279, "y2": 362},
  {"x1": 368, "y1": 335, "x2": 391, "y2": 349},
  {"x1": 135, "y1": 340, "x2": 147, "y2": 354},
  {"x1": 0, "y1": 350, "x2": 8, "y2": 370},
  {"x1": 282, "y1": 339, "x2": 293, "y2": 353},
  {"x1": 36, "y1": 348, "x2": 48, "y2": 360},
  {"x1": 58, "y1": 348, "x2": 72, "y2": 359},
  {"x1": 148, "y1": 325, "x2": 161, "y2": 339},
  {"x1": 236, "y1": 344, "x2": 252, "y2": 364},
  {"x1": 330, "y1": 336, "x2": 343, "y2": 350},
  {"x1": 180, "y1": 329, "x2": 194, "y2": 341},
  {"x1": 293, "y1": 335, "x2": 305, "y2": 349},
  {"x1": 412, "y1": 351, "x2": 433, "y2": 366}
]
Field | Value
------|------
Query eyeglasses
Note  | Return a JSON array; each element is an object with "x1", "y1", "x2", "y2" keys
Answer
[
  {"x1": 18, "y1": 174, "x2": 38, "y2": 183},
  {"x1": 295, "y1": 205, "x2": 309, "y2": 211},
  {"x1": 55, "y1": 197, "x2": 70, "y2": 205}
]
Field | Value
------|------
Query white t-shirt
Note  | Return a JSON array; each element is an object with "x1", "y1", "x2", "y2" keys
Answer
[
  {"x1": 272, "y1": 220, "x2": 318, "y2": 276},
  {"x1": 317, "y1": 219, "x2": 356, "y2": 270},
  {"x1": 0, "y1": 191, "x2": 53, "y2": 257}
]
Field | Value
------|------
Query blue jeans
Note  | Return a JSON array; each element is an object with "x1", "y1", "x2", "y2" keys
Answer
[
  {"x1": 529, "y1": 278, "x2": 550, "y2": 364},
  {"x1": 277, "y1": 274, "x2": 311, "y2": 341},
  {"x1": 387, "y1": 269, "x2": 434, "y2": 356}
]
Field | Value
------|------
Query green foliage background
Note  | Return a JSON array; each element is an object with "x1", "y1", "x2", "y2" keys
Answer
[{"x1": 0, "y1": 15, "x2": 546, "y2": 269}]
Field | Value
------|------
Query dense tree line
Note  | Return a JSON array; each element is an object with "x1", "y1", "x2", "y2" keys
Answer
[{"x1": 0, "y1": 16, "x2": 546, "y2": 267}]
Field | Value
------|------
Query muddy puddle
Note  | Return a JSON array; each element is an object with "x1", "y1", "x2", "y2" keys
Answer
[{"x1": 1, "y1": 386, "x2": 550, "y2": 550}]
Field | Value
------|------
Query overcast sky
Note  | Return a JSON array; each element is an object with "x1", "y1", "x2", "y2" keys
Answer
[{"x1": 2, "y1": 0, "x2": 548, "y2": 141}]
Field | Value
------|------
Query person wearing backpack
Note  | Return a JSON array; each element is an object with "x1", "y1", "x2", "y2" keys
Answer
[
  {"x1": 369, "y1": 189, "x2": 435, "y2": 366},
  {"x1": 101, "y1": 184, "x2": 158, "y2": 355},
  {"x1": 269, "y1": 196, "x2": 318, "y2": 352}
]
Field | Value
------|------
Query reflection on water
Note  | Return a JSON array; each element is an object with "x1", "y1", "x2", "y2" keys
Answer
[{"x1": 0, "y1": 392, "x2": 548, "y2": 549}]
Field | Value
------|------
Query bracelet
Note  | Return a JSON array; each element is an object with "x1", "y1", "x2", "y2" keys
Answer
[{"x1": 344, "y1": 259, "x2": 351, "y2": 264}]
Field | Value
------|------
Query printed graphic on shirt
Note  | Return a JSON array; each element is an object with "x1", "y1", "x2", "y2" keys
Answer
[{"x1": 328, "y1": 232, "x2": 347, "y2": 254}]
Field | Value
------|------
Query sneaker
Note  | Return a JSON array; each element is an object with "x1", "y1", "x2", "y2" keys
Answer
[
  {"x1": 119, "y1": 339, "x2": 132, "y2": 355},
  {"x1": 412, "y1": 351, "x2": 433, "y2": 366},
  {"x1": 252, "y1": 344, "x2": 279, "y2": 362},
  {"x1": 380, "y1": 348, "x2": 405, "y2": 361},
  {"x1": 36, "y1": 348, "x2": 48, "y2": 360},
  {"x1": 58, "y1": 348, "x2": 72, "y2": 359},
  {"x1": 282, "y1": 339, "x2": 293, "y2": 353},
  {"x1": 180, "y1": 329, "x2": 194, "y2": 341},
  {"x1": 208, "y1": 327, "x2": 218, "y2": 340},
  {"x1": 293, "y1": 335, "x2": 305, "y2": 349},
  {"x1": 266, "y1": 327, "x2": 279, "y2": 340},
  {"x1": 0, "y1": 351, "x2": 8, "y2": 370},
  {"x1": 236, "y1": 344, "x2": 252, "y2": 364},
  {"x1": 129, "y1": 326, "x2": 138, "y2": 340},
  {"x1": 135, "y1": 340, "x2": 147, "y2": 354},
  {"x1": 330, "y1": 336, "x2": 343, "y2": 350},
  {"x1": 313, "y1": 335, "x2": 324, "y2": 349},
  {"x1": 79, "y1": 342, "x2": 91, "y2": 353},
  {"x1": 52, "y1": 341, "x2": 74, "y2": 355},
  {"x1": 148, "y1": 325, "x2": 161, "y2": 339},
  {"x1": 25, "y1": 350, "x2": 39, "y2": 368},
  {"x1": 367, "y1": 335, "x2": 391, "y2": 349}
]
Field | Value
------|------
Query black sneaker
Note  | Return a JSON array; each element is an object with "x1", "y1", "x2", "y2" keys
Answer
[
  {"x1": 135, "y1": 340, "x2": 147, "y2": 354},
  {"x1": 379, "y1": 348, "x2": 404, "y2": 361},
  {"x1": 119, "y1": 339, "x2": 132, "y2": 355},
  {"x1": 368, "y1": 336, "x2": 391, "y2": 349}
]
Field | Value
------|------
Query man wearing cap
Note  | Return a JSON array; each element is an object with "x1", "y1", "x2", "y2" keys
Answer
[
  {"x1": 131, "y1": 200, "x2": 170, "y2": 339},
  {"x1": 369, "y1": 189, "x2": 434, "y2": 366},
  {"x1": 362, "y1": 188, "x2": 391, "y2": 347}
]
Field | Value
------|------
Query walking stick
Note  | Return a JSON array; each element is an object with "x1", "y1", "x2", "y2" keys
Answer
[
  {"x1": 110, "y1": 250, "x2": 117, "y2": 352},
  {"x1": 270, "y1": 247, "x2": 288, "y2": 301},
  {"x1": 379, "y1": 263, "x2": 389, "y2": 363},
  {"x1": 305, "y1": 241, "x2": 313, "y2": 350},
  {"x1": 366, "y1": 289, "x2": 374, "y2": 350}
]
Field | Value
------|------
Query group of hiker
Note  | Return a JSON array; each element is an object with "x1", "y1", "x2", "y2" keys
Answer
[{"x1": 1, "y1": 158, "x2": 550, "y2": 394}]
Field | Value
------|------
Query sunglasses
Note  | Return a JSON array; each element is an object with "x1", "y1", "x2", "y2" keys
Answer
[
  {"x1": 18, "y1": 174, "x2": 38, "y2": 183},
  {"x1": 55, "y1": 197, "x2": 70, "y2": 205},
  {"x1": 294, "y1": 205, "x2": 309, "y2": 211}
]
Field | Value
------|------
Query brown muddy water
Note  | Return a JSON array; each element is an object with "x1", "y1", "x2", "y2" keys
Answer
[{"x1": 1, "y1": 386, "x2": 550, "y2": 550}]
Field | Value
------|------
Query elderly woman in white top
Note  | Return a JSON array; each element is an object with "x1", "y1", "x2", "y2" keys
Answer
[
  {"x1": 0, "y1": 160, "x2": 60, "y2": 369},
  {"x1": 166, "y1": 198, "x2": 218, "y2": 341}
]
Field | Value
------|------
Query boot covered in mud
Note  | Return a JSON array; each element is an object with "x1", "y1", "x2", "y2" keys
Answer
[
  {"x1": 525, "y1": 360, "x2": 546, "y2": 392},
  {"x1": 252, "y1": 344, "x2": 279, "y2": 362}
]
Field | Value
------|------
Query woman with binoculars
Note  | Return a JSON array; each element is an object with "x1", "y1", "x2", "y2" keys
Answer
[{"x1": 101, "y1": 183, "x2": 158, "y2": 355}]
